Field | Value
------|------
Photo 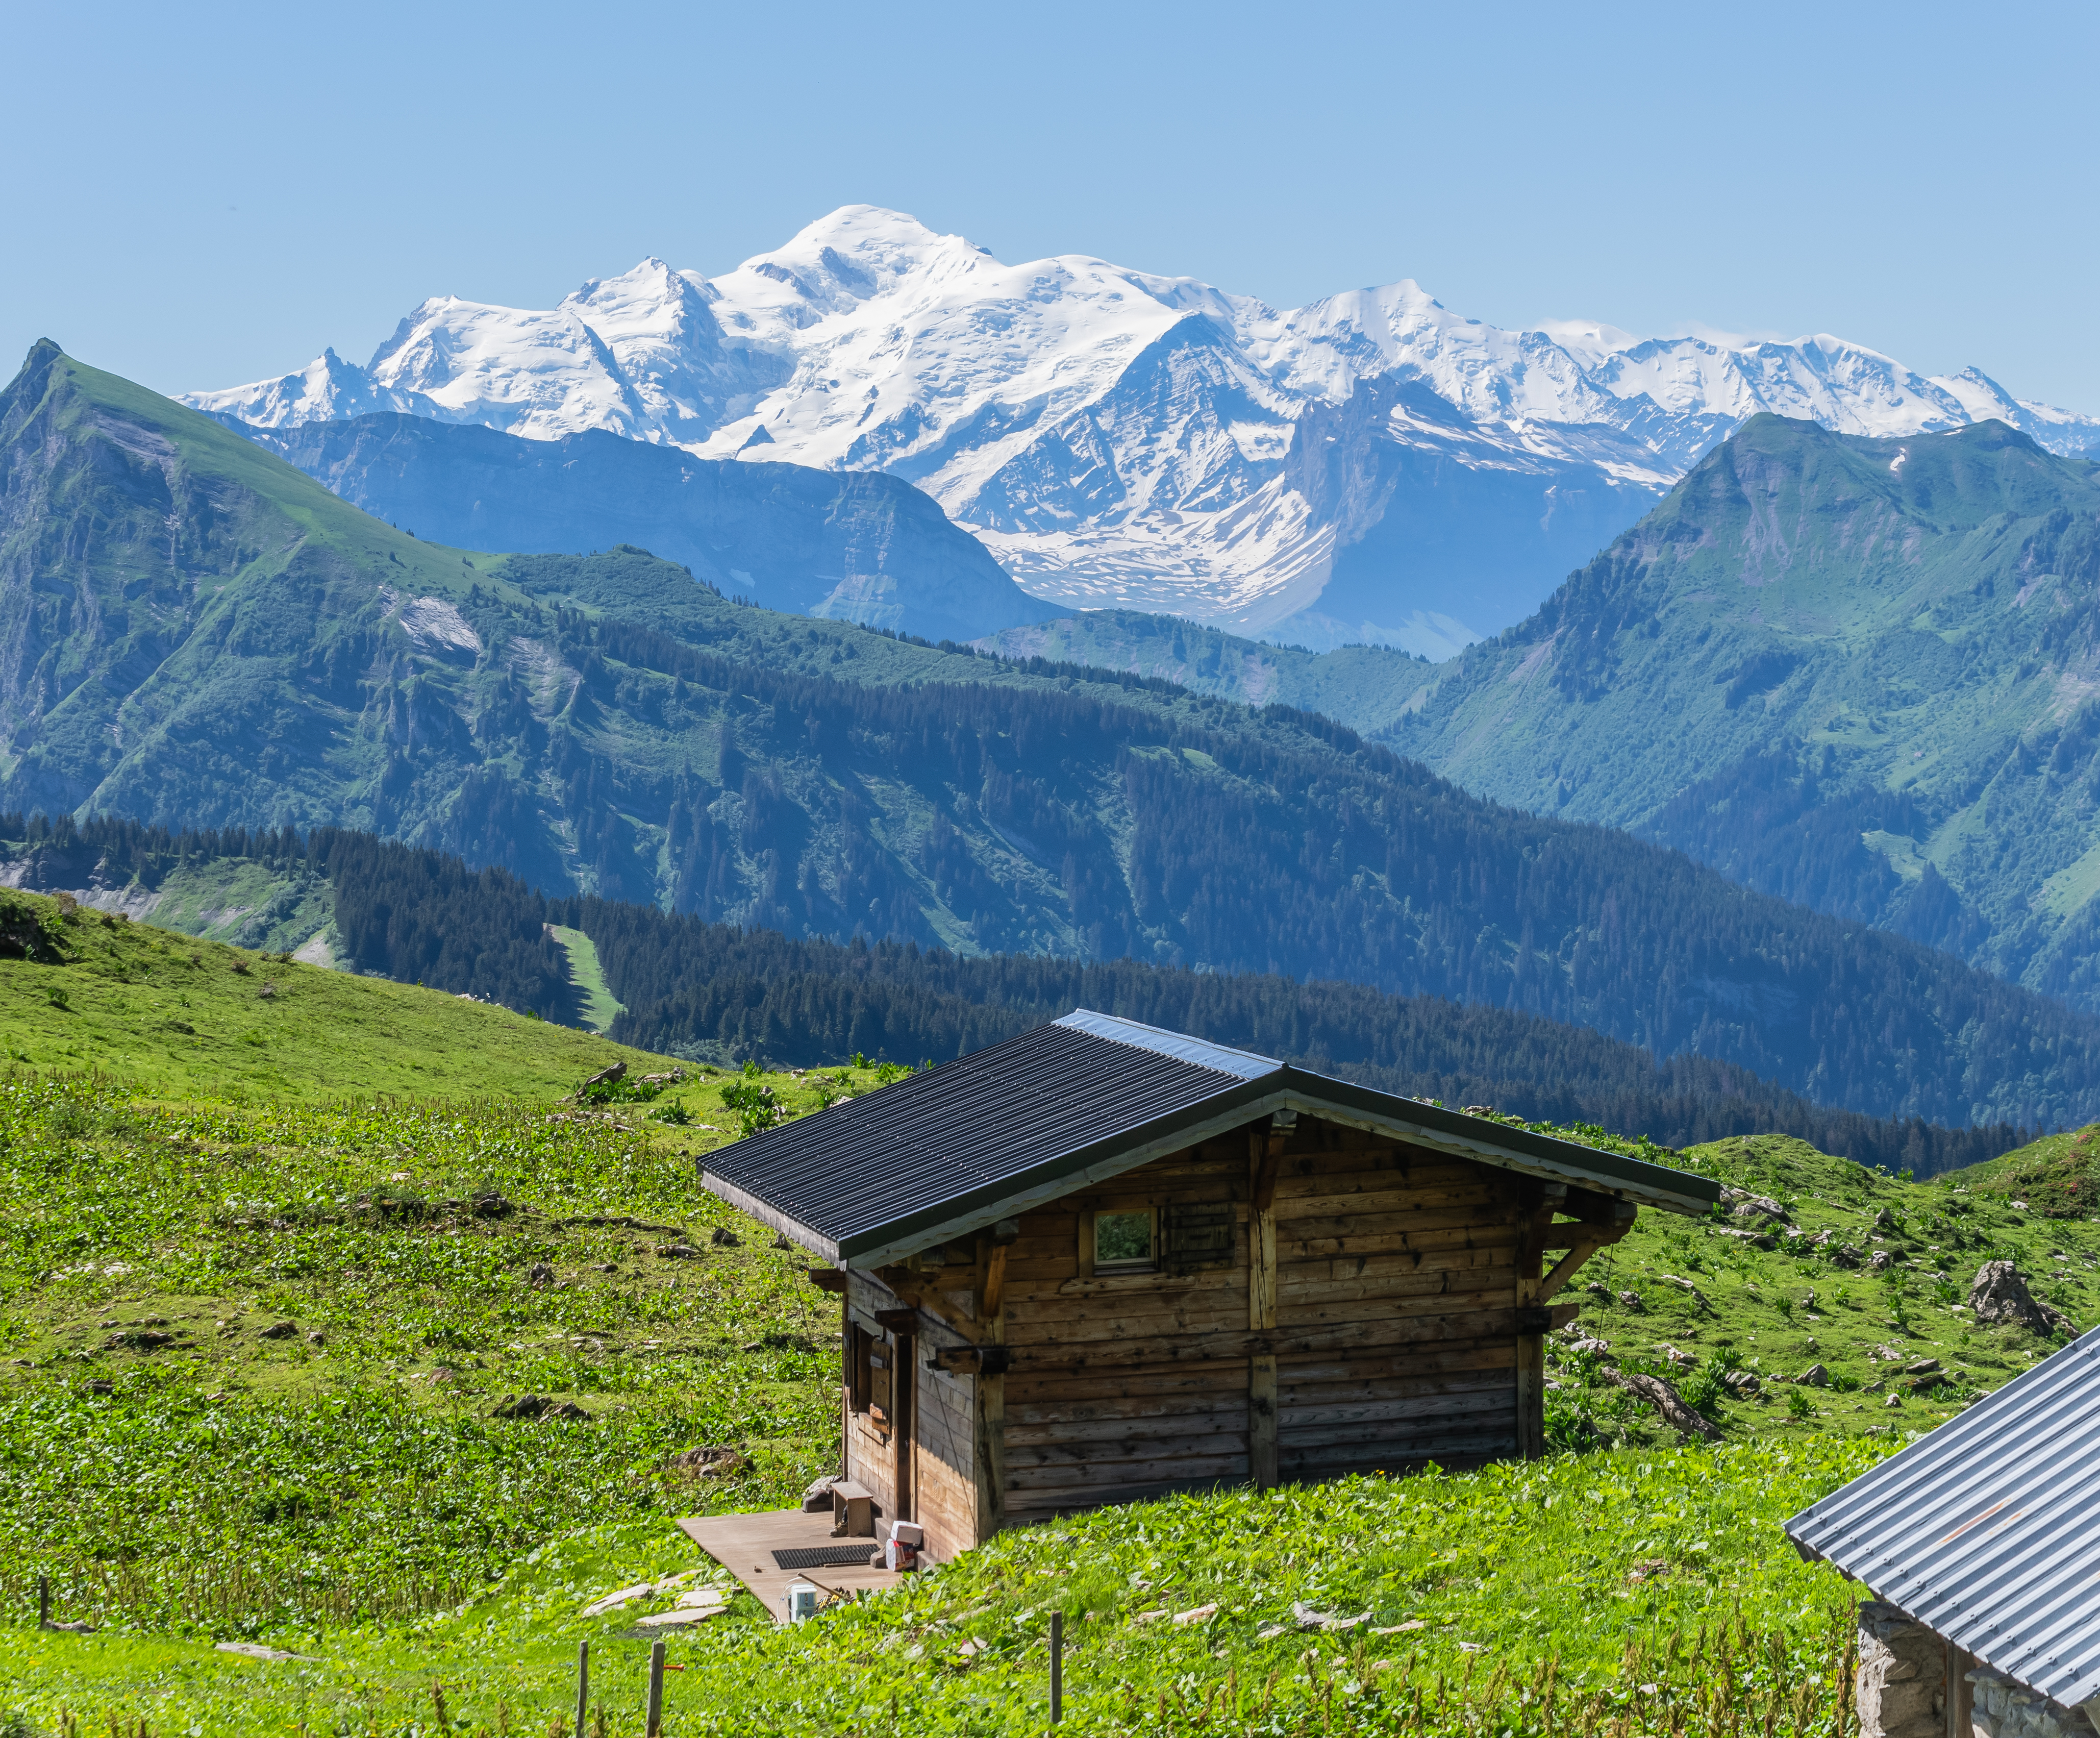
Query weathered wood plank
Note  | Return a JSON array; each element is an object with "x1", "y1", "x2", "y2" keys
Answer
[
  {"x1": 1003, "y1": 1472, "x2": 1248, "y2": 1518},
  {"x1": 1281, "y1": 1428, "x2": 1516, "y2": 1474},
  {"x1": 1274, "y1": 1204, "x2": 1520, "y2": 1245},
  {"x1": 1007, "y1": 1424, "x2": 1251, "y2": 1468},
  {"x1": 1278, "y1": 1371, "x2": 1516, "y2": 1409},
  {"x1": 999, "y1": 1402, "x2": 1243, "y2": 1435},
  {"x1": 1006, "y1": 1364, "x2": 1251, "y2": 1406},
  {"x1": 1003, "y1": 1308, "x2": 1524, "y2": 1372},
  {"x1": 1005, "y1": 1453, "x2": 1248, "y2": 1493},
  {"x1": 1277, "y1": 1263, "x2": 1517, "y2": 1309},
  {"x1": 1279, "y1": 1388, "x2": 1517, "y2": 1432},
  {"x1": 1271, "y1": 1180, "x2": 1504, "y2": 1218},
  {"x1": 1277, "y1": 1343, "x2": 1516, "y2": 1382}
]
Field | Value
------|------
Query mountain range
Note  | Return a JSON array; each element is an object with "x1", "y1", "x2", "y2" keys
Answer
[
  {"x1": 228, "y1": 410, "x2": 1056, "y2": 643},
  {"x1": 12, "y1": 340, "x2": 2100, "y2": 1131},
  {"x1": 1375, "y1": 413, "x2": 2100, "y2": 1012},
  {"x1": 183, "y1": 206, "x2": 2100, "y2": 654}
]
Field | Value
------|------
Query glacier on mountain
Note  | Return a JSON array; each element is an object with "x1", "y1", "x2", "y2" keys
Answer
[{"x1": 185, "y1": 206, "x2": 2100, "y2": 653}]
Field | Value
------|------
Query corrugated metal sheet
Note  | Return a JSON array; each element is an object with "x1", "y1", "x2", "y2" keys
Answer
[
  {"x1": 700, "y1": 1009, "x2": 1716, "y2": 1266},
  {"x1": 1786, "y1": 1323, "x2": 2100, "y2": 1707}
]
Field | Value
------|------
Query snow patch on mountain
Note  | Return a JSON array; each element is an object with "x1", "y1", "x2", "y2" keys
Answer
[{"x1": 187, "y1": 207, "x2": 2100, "y2": 649}]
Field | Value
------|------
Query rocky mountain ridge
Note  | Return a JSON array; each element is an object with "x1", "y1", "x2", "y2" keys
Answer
[{"x1": 185, "y1": 207, "x2": 2100, "y2": 652}]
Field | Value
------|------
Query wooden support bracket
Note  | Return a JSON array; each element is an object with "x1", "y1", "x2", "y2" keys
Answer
[
  {"x1": 1540, "y1": 1219, "x2": 1632, "y2": 1301},
  {"x1": 874, "y1": 1270, "x2": 985, "y2": 1344},
  {"x1": 806, "y1": 1268, "x2": 848, "y2": 1294}
]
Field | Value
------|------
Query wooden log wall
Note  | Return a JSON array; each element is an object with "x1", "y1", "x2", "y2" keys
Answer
[
  {"x1": 1268, "y1": 1135, "x2": 1519, "y2": 1481},
  {"x1": 994, "y1": 1115, "x2": 1524, "y2": 1523},
  {"x1": 841, "y1": 1269, "x2": 980, "y2": 1563}
]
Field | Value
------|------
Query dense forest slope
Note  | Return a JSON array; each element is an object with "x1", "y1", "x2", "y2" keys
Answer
[
  {"x1": 1382, "y1": 415, "x2": 2100, "y2": 1010},
  {"x1": 13, "y1": 351, "x2": 2100, "y2": 1129},
  {"x1": 234, "y1": 410, "x2": 1057, "y2": 642},
  {"x1": 0, "y1": 816, "x2": 2034, "y2": 1173}
]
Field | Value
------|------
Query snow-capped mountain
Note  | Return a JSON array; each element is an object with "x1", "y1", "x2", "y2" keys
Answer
[{"x1": 186, "y1": 207, "x2": 2100, "y2": 655}]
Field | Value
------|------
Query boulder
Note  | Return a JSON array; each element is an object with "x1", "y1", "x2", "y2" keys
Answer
[
  {"x1": 1723, "y1": 1189, "x2": 1788, "y2": 1224},
  {"x1": 1797, "y1": 1363, "x2": 1830, "y2": 1387},
  {"x1": 492, "y1": 1394, "x2": 591, "y2": 1421},
  {"x1": 668, "y1": 1445, "x2": 748, "y2": 1478},
  {"x1": 709, "y1": 1227, "x2": 742, "y2": 1248},
  {"x1": 258, "y1": 1321, "x2": 298, "y2": 1340},
  {"x1": 1970, "y1": 1261, "x2": 2077, "y2": 1336}
]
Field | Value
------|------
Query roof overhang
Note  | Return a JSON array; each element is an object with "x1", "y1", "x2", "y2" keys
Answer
[{"x1": 703, "y1": 1063, "x2": 1717, "y2": 1272}]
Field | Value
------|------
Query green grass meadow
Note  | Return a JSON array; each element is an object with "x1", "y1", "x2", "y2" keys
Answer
[{"x1": 2, "y1": 892, "x2": 2094, "y2": 1733}]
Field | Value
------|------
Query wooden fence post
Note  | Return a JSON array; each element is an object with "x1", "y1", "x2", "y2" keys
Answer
[
  {"x1": 572, "y1": 1640, "x2": 588, "y2": 1738},
  {"x1": 646, "y1": 1640, "x2": 665, "y2": 1737},
  {"x1": 1049, "y1": 1609, "x2": 1064, "y2": 1724}
]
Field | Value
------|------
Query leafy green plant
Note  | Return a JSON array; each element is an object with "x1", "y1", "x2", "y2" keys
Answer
[
  {"x1": 1788, "y1": 1388, "x2": 1816, "y2": 1420},
  {"x1": 719, "y1": 1078, "x2": 785, "y2": 1137}
]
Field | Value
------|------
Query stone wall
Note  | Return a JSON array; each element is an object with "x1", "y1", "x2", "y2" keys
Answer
[
  {"x1": 1853, "y1": 1602, "x2": 2096, "y2": 1738},
  {"x1": 1857, "y1": 1602, "x2": 1946, "y2": 1738},
  {"x1": 1968, "y1": 1668, "x2": 2093, "y2": 1738}
]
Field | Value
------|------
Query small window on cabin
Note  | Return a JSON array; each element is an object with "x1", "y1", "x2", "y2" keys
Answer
[{"x1": 1094, "y1": 1209, "x2": 1156, "y2": 1271}]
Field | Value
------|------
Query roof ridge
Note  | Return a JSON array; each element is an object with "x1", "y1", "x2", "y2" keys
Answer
[{"x1": 1053, "y1": 1008, "x2": 1281, "y2": 1081}]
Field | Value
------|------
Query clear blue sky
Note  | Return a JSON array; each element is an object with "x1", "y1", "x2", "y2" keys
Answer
[{"x1": 9, "y1": 0, "x2": 2096, "y2": 412}]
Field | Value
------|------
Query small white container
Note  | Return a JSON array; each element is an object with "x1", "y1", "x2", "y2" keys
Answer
[{"x1": 785, "y1": 1580, "x2": 819, "y2": 1622}]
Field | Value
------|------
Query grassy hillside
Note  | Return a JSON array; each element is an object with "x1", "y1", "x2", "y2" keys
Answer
[
  {"x1": 23, "y1": 350, "x2": 2100, "y2": 1132},
  {"x1": 0, "y1": 938, "x2": 2089, "y2": 1731},
  {"x1": 1381, "y1": 415, "x2": 2100, "y2": 1010},
  {"x1": 0, "y1": 888, "x2": 668, "y2": 1099}
]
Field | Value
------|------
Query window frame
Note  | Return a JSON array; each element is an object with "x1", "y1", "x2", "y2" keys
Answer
[{"x1": 1092, "y1": 1205, "x2": 1159, "y2": 1274}]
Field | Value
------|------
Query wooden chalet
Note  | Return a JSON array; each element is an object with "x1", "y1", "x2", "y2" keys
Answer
[{"x1": 702, "y1": 1010, "x2": 1718, "y2": 1563}]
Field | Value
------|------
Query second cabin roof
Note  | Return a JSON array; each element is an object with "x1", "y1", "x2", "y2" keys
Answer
[{"x1": 701, "y1": 1009, "x2": 1720, "y2": 1268}]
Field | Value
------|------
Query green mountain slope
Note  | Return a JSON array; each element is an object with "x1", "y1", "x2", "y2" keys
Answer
[
  {"x1": 22, "y1": 347, "x2": 2100, "y2": 1129},
  {"x1": 0, "y1": 886, "x2": 672, "y2": 1097},
  {"x1": 977, "y1": 608, "x2": 1437, "y2": 733},
  {"x1": 1382, "y1": 414, "x2": 2100, "y2": 1006}
]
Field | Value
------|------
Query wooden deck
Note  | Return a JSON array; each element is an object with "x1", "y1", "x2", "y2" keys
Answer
[{"x1": 676, "y1": 1507, "x2": 904, "y2": 1623}]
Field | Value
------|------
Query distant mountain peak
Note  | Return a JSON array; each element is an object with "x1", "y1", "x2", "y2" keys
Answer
[{"x1": 182, "y1": 211, "x2": 2100, "y2": 653}]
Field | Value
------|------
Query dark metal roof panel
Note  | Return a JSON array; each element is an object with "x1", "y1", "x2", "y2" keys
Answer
[
  {"x1": 701, "y1": 1016, "x2": 1264, "y2": 1258},
  {"x1": 1785, "y1": 1324, "x2": 2100, "y2": 1707},
  {"x1": 701, "y1": 1009, "x2": 1717, "y2": 1261}
]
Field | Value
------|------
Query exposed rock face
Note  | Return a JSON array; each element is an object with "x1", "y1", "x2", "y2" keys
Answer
[
  {"x1": 1722, "y1": 1188, "x2": 1788, "y2": 1224},
  {"x1": 1606, "y1": 1370, "x2": 1720, "y2": 1441},
  {"x1": 1967, "y1": 1667, "x2": 2089, "y2": 1738},
  {"x1": 1855, "y1": 1603, "x2": 1943, "y2": 1738},
  {"x1": 1970, "y1": 1261, "x2": 2077, "y2": 1336}
]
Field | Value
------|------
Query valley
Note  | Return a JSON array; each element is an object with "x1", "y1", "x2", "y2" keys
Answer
[{"x1": 16, "y1": 346, "x2": 2100, "y2": 1135}]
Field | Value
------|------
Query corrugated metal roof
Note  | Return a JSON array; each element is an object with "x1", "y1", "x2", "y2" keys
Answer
[
  {"x1": 1786, "y1": 1324, "x2": 2100, "y2": 1707},
  {"x1": 699, "y1": 1009, "x2": 1717, "y2": 1267}
]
